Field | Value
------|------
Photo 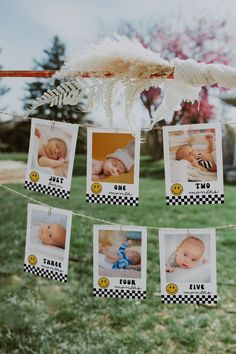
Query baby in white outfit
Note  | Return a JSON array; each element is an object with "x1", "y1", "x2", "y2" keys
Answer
[
  {"x1": 35, "y1": 128, "x2": 67, "y2": 169},
  {"x1": 92, "y1": 140, "x2": 135, "y2": 181}
]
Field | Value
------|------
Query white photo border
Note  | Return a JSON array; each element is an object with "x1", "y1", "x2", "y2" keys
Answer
[
  {"x1": 93, "y1": 224, "x2": 147, "y2": 299},
  {"x1": 163, "y1": 123, "x2": 224, "y2": 206},
  {"x1": 159, "y1": 228, "x2": 217, "y2": 304},
  {"x1": 24, "y1": 203, "x2": 72, "y2": 282},
  {"x1": 86, "y1": 128, "x2": 140, "y2": 207},
  {"x1": 25, "y1": 118, "x2": 79, "y2": 199}
]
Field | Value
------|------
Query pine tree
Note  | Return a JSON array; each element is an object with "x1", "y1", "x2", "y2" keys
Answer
[
  {"x1": 23, "y1": 35, "x2": 84, "y2": 124},
  {"x1": 21, "y1": 36, "x2": 87, "y2": 153}
]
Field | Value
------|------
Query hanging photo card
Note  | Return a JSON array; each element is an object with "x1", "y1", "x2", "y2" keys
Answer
[
  {"x1": 163, "y1": 123, "x2": 224, "y2": 206},
  {"x1": 86, "y1": 128, "x2": 140, "y2": 206},
  {"x1": 24, "y1": 203, "x2": 72, "y2": 282},
  {"x1": 25, "y1": 118, "x2": 79, "y2": 199},
  {"x1": 93, "y1": 225, "x2": 147, "y2": 299},
  {"x1": 159, "y1": 228, "x2": 217, "y2": 305}
]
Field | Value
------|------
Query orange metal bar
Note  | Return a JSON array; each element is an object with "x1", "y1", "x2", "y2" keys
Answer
[
  {"x1": 0, "y1": 70, "x2": 174, "y2": 79},
  {"x1": 0, "y1": 70, "x2": 56, "y2": 77}
]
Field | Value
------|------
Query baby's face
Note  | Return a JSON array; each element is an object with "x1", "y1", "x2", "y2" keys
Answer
[
  {"x1": 103, "y1": 158, "x2": 126, "y2": 176},
  {"x1": 125, "y1": 249, "x2": 141, "y2": 265},
  {"x1": 179, "y1": 146, "x2": 198, "y2": 162},
  {"x1": 45, "y1": 139, "x2": 66, "y2": 160},
  {"x1": 176, "y1": 240, "x2": 204, "y2": 269},
  {"x1": 39, "y1": 224, "x2": 66, "y2": 249}
]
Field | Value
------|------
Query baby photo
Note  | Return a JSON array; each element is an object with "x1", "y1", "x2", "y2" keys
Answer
[
  {"x1": 31, "y1": 122, "x2": 72, "y2": 177},
  {"x1": 24, "y1": 203, "x2": 72, "y2": 282},
  {"x1": 163, "y1": 123, "x2": 224, "y2": 206},
  {"x1": 165, "y1": 233, "x2": 211, "y2": 283},
  {"x1": 34, "y1": 125, "x2": 70, "y2": 178},
  {"x1": 159, "y1": 228, "x2": 217, "y2": 304},
  {"x1": 92, "y1": 132, "x2": 135, "y2": 184},
  {"x1": 25, "y1": 118, "x2": 79, "y2": 199},
  {"x1": 86, "y1": 128, "x2": 140, "y2": 207},
  {"x1": 93, "y1": 225, "x2": 147, "y2": 299},
  {"x1": 168, "y1": 128, "x2": 217, "y2": 183},
  {"x1": 99, "y1": 230, "x2": 142, "y2": 279},
  {"x1": 30, "y1": 209, "x2": 67, "y2": 259}
]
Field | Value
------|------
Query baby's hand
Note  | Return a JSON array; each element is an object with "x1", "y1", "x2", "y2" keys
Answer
[
  {"x1": 58, "y1": 157, "x2": 65, "y2": 162},
  {"x1": 35, "y1": 128, "x2": 41, "y2": 138},
  {"x1": 99, "y1": 243, "x2": 106, "y2": 253},
  {"x1": 55, "y1": 159, "x2": 65, "y2": 167},
  {"x1": 166, "y1": 265, "x2": 174, "y2": 273},
  {"x1": 92, "y1": 160, "x2": 103, "y2": 175},
  {"x1": 92, "y1": 173, "x2": 106, "y2": 181},
  {"x1": 205, "y1": 132, "x2": 214, "y2": 142}
]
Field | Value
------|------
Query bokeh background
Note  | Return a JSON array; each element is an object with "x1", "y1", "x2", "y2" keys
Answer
[{"x1": 1, "y1": 1, "x2": 236, "y2": 353}]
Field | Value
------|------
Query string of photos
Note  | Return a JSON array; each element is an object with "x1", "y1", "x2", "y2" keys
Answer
[{"x1": 1, "y1": 34, "x2": 236, "y2": 304}]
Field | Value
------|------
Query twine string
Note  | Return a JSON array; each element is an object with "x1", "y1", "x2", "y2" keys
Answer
[
  {"x1": 1, "y1": 110, "x2": 236, "y2": 131},
  {"x1": 1, "y1": 183, "x2": 236, "y2": 231}
]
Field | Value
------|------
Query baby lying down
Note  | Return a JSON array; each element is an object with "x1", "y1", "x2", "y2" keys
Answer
[
  {"x1": 92, "y1": 140, "x2": 134, "y2": 180},
  {"x1": 176, "y1": 133, "x2": 216, "y2": 173},
  {"x1": 166, "y1": 236, "x2": 207, "y2": 273},
  {"x1": 100, "y1": 239, "x2": 141, "y2": 270},
  {"x1": 35, "y1": 128, "x2": 68, "y2": 177},
  {"x1": 39, "y1": 224, "x2": 66, "y2": 249}
]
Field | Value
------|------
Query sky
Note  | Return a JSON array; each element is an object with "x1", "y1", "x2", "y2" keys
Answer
[{"x1": 0, "y1": 0, "x2": 236, "y2": 119}]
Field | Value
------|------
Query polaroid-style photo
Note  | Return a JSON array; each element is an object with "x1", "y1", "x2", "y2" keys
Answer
[
  {"x1": 163, "y1": 123, "x2": 224, "y2": 206},
  {"x1": 159, "y1": 228, "x2": 217, "y2": 304},
  {"x1": 25, "y1": 118, "x2": 79, "y2": 199},
  {"x1": 93, "y1": 225, "x2": 147, "y2": 299},
  {"x1": 86, "y1": 128, "x2": 140, "y2": 206},
  {"x1": 24, "y1": 203, "x2": 72, "y2": 282}
]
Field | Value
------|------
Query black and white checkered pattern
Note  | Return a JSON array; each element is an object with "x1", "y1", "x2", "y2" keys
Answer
[
  {"x1": 25, "y1": 181, "x2": 70, "y2": 199},
  {"x1": 86, "y1": 194, "x2": 139, "y2": 206},
  {"x1": 161, "y1": 294, "x2": 217, "y2": 304},
  {"x1": 93, "y1": 288, "x2": 146, "y2": 299},
  {"x1": 166, "y1": 194, "x2": 224, "y2": 206},
  {"x1": 24, "y1": 264, "x2": 67, "y2": 282}
]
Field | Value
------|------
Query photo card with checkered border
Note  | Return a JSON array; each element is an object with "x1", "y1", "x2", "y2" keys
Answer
[
  {"x1": 93, "y1": 224, "x2": 147, "y2": 300},
  {"x1": 25, "y1": 118, "x2": 79, "y2": 199},
  {"x1": 163, "y1": 123, "x2": 224, "y2": 206},
  {"x1": 159, "y1": 228, "x2": 217, "y2": 305},
  {"x1": 24, "y1": 203, "x2": 72, "y2": 283},
  {"x1": 86, "y1": 128, "x2": 140, "y2": 207}
]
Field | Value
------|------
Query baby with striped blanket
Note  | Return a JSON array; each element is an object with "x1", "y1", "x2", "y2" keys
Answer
[{"x1": 175, "y1": 133, "x2": 216, "y2": 173}]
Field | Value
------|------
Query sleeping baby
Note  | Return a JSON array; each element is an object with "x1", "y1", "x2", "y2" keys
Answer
[
  {"x1": 92, "y1": 140, "x2": 134, "y2": 181},
  {"x1": 39, "y1": 224, "x2": 66, "y2": 249},
  {"x1": 175, "y1": 132, "x2": 216, "y2": 173},
  {"x1": 166, "y1": 236, "x2": 207, "y2": 272},
  {"x1": 35, "y1": 128, "x2": 67, "y2": 169},
  {"x1": 100, "y1": 239, "x2": 141, "y2": 269}
]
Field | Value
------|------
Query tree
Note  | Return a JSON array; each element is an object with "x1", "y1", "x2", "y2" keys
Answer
[
  {"x1": 0, "y1": 36, "x2": 87, "y2": 152},
  {"x1": 120, "y1": 19, "x2": 232, "y2": 159},
  {"x1": 21, "y1": 36, "x2": 86, "y2": 152},
  {"x1": 23, "y1": 36, "x2": 84, "y2": 122},
  {"x1": 0, "y1": 49, "x2": 10, "y2": 111}
]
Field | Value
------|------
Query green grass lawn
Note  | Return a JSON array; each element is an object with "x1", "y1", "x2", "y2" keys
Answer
[{"x1": 0, "y1": 177, "x2": 236, "y2": 354}]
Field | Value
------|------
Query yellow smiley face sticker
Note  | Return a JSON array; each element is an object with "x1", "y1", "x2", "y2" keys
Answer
[
  {"x1": 98, "y1": 277, "x2": 110, "y2": 289},
  {"x1": 29, "y1": 171, "x2": 39, "y2": 183},
  {"x1": 171, "y1": 183, "x2": 183, "y2": 196},
  {"x1": 91, "y1": 182, "x2": 102, "y2": 194},
  {"x1": 28, "y1": 255, "x2": 38, "y2": 266},
  {"x1": 166, "y1": 283, "x2": 178, "y2": 295}
]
